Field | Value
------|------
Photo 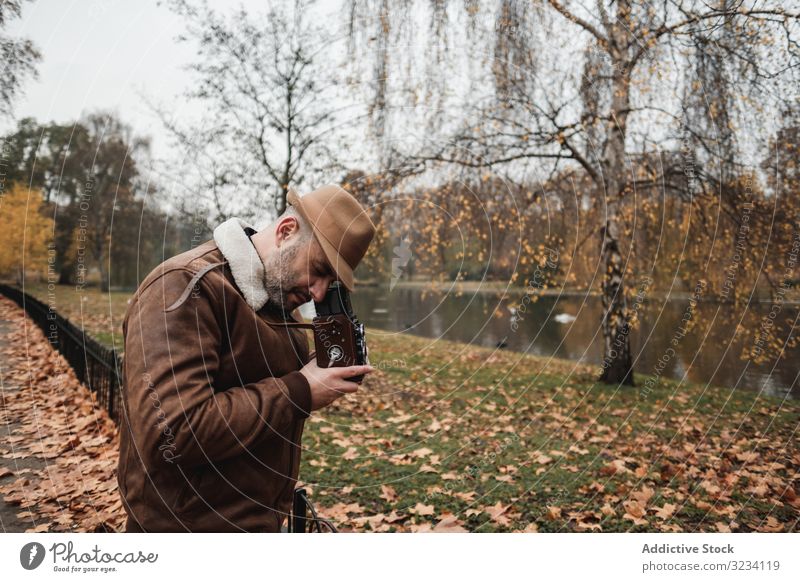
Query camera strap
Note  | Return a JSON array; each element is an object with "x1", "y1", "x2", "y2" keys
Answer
[
  {"x1": 265, "y1": 318, "x2": 340, "y2": 331},
  {"x1": 265, "y1": 320, "x2": 315, "y2": 330}
]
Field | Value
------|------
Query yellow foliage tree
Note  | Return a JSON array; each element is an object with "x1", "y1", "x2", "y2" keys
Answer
[{"x1": 0, "y1": 183, "x2": 54, "y2": 283}]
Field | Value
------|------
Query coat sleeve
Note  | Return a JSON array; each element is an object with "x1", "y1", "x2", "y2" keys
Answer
[{"x1": 121, "y1": 268, "x2": 312, "y2": 472}]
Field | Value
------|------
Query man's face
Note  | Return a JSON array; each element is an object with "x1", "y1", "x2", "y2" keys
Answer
[{"x1": 262, "y1": 226, "x2": 337, "y2": 312}]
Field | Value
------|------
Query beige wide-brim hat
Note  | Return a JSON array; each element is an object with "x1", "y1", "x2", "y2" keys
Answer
[{"x1": 286, "y1": 184, "x2": 377, "y2": 291}]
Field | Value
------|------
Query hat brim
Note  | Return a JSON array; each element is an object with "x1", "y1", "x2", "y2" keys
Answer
[{"x1": 287, "y1": 187, "x2": 355, "y2": 291}]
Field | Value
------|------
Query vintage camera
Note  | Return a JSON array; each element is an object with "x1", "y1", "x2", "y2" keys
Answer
[{"x1": 312, "y1": 282, "x2": 368, "y2": 382}]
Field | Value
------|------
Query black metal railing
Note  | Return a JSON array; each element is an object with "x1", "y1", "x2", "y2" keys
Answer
[{"x1": 0, "y1": 284, "x2": 123, "y2": 423}]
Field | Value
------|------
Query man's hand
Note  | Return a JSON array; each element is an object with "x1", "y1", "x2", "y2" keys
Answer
[{"x1": 299, "y1": 359, "x2": 374, "y2": 411}]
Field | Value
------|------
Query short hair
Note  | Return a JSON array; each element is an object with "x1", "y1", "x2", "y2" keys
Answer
[{"x1": 276, "y1": 205, "x2": 313, "y2": 244}]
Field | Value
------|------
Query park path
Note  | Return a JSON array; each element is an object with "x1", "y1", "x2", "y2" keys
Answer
[
  {"x1": 0, "y1": 311, "x2": 48, "y2": 532},
  {"x1": 0, "y1": 295, "x2": 124, "y2": 533}
]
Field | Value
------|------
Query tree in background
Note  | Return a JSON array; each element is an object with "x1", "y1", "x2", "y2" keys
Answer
[
  {"x1": 345, "y1": 0, "x2": 800, "y2": 385},
  {"x1": 0, "y1": 0, "x2": 40, "y2": 119},
  {"x1": 77, "y1": 113, "x2": 149, "y2": 292},
  {"x1": 2, "y1": 118, "x2": 93, "y2": 283},
  {"x1": 0, "y1": 114, "x2": 182, "y2": 290},
  {"x1": 0, "y1": 183, "x2": 53, "y2": 284},
  {"x1": 155, "y1": 0, "x2": 349, "y2": 223}
]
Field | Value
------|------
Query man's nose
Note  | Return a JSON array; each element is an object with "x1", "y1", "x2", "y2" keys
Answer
[{"x1": 309, "y1": 279, "x2": 330, "y2": 302}]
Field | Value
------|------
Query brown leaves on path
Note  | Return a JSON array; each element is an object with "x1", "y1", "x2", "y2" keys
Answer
[{"x1": 0, "y1": 297, "x2": 123, "y2": 532}]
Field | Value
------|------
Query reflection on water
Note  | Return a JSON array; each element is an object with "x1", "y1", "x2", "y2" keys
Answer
[{"x1": 349, "y1": 286, "x2": 799, "y2": 400}]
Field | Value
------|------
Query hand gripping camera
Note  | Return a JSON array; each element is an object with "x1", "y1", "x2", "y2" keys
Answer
[
  {"x1": 312, "y1": 282, "x2": 368, "y2": 382},
  {"x1": 266, "y1": 282, "x2": 368, "y2": 381}
]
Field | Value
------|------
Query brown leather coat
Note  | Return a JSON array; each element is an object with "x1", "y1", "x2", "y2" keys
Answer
[{"x1": 117, "y1": 239, "x2": 312, "y2": 532}]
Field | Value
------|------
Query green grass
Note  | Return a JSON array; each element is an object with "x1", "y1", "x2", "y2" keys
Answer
[
  {"x1": 301, "y1": 331, "x2": 799, "y2": 532},
  {"x1": 20, "y1": 282, "x2": 130, "y2": 352}
]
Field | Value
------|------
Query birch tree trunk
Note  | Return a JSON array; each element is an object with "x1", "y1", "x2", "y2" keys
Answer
[{"x1": 598, "y1": 0, "x2": 635, "y2": 385}]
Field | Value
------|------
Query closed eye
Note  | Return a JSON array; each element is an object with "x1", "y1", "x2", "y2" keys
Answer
[{"x1": 314, "y1": 261, "x2": 334, "y2": 278}]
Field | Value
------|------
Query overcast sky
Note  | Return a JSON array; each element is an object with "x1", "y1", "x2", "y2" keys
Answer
[{"x1": 3, "y1": 0, "x2": 345, "y2": 161}]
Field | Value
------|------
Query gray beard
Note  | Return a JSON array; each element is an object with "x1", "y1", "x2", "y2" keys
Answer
[{"x1": 262, "y1": 239, "x2": 304, "y2": 311}]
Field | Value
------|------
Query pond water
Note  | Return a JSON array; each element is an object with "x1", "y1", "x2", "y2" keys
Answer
[{"x1": 343, "y1": 285, "x2": 799, "y2": 400}]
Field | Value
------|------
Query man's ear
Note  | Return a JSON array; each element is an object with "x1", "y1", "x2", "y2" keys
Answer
[{"x1": 274, "y1": 216, "x2": 300, "y2": 247}]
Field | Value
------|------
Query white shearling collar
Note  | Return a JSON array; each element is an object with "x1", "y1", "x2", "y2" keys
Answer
[{"x1": 213, "y1": 217, "x2": 270, "y2": 311}]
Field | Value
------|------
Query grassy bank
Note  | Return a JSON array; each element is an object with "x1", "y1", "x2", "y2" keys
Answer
[
  {"x1": 303, "y1": 331, "x2": 799, "y2": 532},
  {"x1": 17, "y1": 282, "x2": 130, "y2": 351},
  {"x1": 11, "y1": 282, "x2": 800, "y2": 532}
]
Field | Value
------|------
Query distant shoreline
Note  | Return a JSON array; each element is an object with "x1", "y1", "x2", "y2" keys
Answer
[{"x1": 359, "y1": 280, "x2": 800, "y2": 305}]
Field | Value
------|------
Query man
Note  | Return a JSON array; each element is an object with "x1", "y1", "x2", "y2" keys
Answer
[{"x1": 117, "y1": 184, "x2": 376, "y2": 532}]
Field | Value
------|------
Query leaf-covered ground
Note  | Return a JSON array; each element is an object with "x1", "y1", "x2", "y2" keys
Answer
[
  {"x1": 4, "y1": 285, "x2": 799, "y2": 533},
  {"x1": 303, "y1": 332, "x2": 799, "y2": 532},
  {"x1": 0, "y1": 297, "x2": 123, "y2": 532}
]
